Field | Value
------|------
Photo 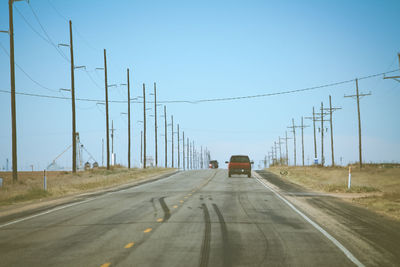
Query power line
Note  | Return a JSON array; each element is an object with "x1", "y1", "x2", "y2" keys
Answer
[
  {"x1": 27, "y1": 2, "x2": 70, "y2": 62},
  {"x1": 0, "y1": 43, "x2": 58, "y2": 93},
  {"x1": 0, "y1": 69, "x2": 398, "y2": 104}
]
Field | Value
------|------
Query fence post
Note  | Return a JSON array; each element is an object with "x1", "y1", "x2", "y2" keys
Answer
[{"x1": 348, "y1": 166, "x2": 351, "y2": 189}]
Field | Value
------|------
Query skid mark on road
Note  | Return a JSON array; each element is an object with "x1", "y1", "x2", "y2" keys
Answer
[
  {"x1": 199, "y1": 204, "x2": 211, "y2": 267},
  {"x1": 212, "y1": 204, "x2": 232, "y2": 267},
  {"x1": 158, "y1": 197, "x2": 171, "y2": 222}
]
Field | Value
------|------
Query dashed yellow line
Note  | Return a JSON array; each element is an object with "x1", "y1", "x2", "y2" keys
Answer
[
  {"x1": 173, "y1": 205, "x2": 178, "y2": 209},
  {"x1": 124, "y1": 242, "x2": 134, "y2": 248},
  {"x1": 101, "y1": 263, "x2": 111, "y2": 267},
  {"x1": 157, "y1": 218, "x2": 163, "y2": 222},
  {"x1": 144, "y1": 228, "x2": 152, "y2": 233},
  {"x1": 188, "y1": 193, "x2": 192, "y2": 196},
  {"x1": 184, "y1": 196, "x2": 188, "y2": 199}
]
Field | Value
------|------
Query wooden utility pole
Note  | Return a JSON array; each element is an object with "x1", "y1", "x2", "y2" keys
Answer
[
  {"x1": 300, "y1": 117, "x2": 310, "y2": 166},
  {"x1": 305, "y1": 107, "x2": 317, "y2": 162},
  {"x1": 323, "y1": 95, "x2": 341, "y2": 167},
  {"x1": 383, "y1": 53, "x2": 400, "y2": 83},
  {"x1": 345, "y1": 79, "x2": 371, "y2": 168},
  {"x1": 140, "y1": 130, "x2": 143, "y2": 166},
  {"x1": 320, "y1": 102, "x2": 325, "y2": 166},
  {"x1": 183, "y1": 131, "x2": 185, "y2": 170},
  {"x1": 187, "y1": 137, "x2": 190, "y2": 170},
  {"x1": 110, "y1": 120, "x2": 115, "y2": 156},
  {"x1": 143, "y1": 83, "x2": 146, "y2": 168},
  {"x1": 127, "y1": 68, "x2": 131, "y2": 168},
  {"x1": 279, "y1": 131, "x2": 291, "y2": 165},
  {"x1": 8, "y1": 0, "x2": 18, "y2": 181},
  {"x1": 171, "y1": 115, "x2": 174, "y2": 168},
  {"x1": 287, "y1": 119, "x2": 298, "y2": 166},
  {"x1": 154, "y1": 82, "x2": 158, "y2": 167},
  {"x1": 68, "y1": 20, "x2": 77, "y2": 173},
  {"x1": 177, "y1": 124, "x2": 180, "y2": 169},
  {"x1": 103, "y1": 49, "x2": 110, "y2": 170},
  {"x1": 164, "y1": 106, "x2": 167, "y2": 168}
]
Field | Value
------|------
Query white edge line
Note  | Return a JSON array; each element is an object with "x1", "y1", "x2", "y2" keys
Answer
[
  {"x1": 253, "y1": 172, "x2": 364, "y2": 267},
  {"x1": 0, "y1": 171, "x2": 180, "y2": 229}
]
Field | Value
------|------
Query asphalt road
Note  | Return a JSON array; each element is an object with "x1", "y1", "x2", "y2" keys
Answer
[{"x1": 0, "y1": 169, "x2": 367, "y2": 266}]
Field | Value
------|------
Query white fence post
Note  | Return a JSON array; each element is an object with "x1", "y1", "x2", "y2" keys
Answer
[{"x1": 348, "y1": 166, "x2": 351, "y2": 189}]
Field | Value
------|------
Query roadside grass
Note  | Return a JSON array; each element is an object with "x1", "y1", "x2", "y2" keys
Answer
[
  {"x1": 0, "y1": 167, "x2": 175, "y2": 207},
  {"x1": 267, "y1": 164, "x2": 400, "y2": 221}
]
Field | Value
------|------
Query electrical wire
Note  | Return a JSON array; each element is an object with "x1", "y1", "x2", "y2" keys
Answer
[
  {"x1": 0, "y1": 69, "x2": 398, "y2": 104},
  {"x1": 27, "y1": 2, "x2": 70, "y2": 63},
  {"x1": 47, "y1": 0, "x2": 100, "y2": 53},
  {"x1": 0, "y1": 43, "x2": 59, "y2": 93}
]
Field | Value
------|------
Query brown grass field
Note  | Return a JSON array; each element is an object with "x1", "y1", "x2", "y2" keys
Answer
[
  {"x1": 0, "y1": 167, "x2": 175, "y2": 207},
  {"x1": 268, "y1": 164, "x2": 400, "y2": 221}
]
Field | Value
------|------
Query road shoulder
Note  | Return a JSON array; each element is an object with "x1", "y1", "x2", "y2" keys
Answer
[
  {"x1": 255, "y1": 170, "x2": 400, "y2": 266},
  {"x1": 0, "y1": 170, "x2": 179, "y2": 225}
]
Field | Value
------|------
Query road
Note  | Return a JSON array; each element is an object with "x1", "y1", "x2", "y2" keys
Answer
[{"x1": 0, "y1": 169, "x2": 387, "y2": 266}]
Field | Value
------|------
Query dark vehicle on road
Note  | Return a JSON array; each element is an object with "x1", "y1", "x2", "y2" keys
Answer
[
  {"x1": 209, "y1": 160, "x2": 219, "y2": 169},
  {"x1": 226, "y1": 155, "x2": 253, "y2": 177}
]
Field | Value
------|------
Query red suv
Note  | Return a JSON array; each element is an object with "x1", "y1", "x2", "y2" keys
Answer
[{"x1": 226, "y1": 155, "x2": 253, "y2": 178}]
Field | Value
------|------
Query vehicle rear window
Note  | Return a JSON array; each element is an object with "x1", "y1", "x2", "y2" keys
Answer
[{"x1": 230, "y1": 156, "x2": 250, "y2": 163}]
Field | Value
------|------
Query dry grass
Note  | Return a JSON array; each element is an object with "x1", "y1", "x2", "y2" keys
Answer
[
  {"x1": 0, "y1": 167, "x2": 174, "y2": 207},
  {"x1": 268, "y1": 164, "x2": 400, "y2": 221}
]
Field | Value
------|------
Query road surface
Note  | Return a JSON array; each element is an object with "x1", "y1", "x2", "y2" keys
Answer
[{"x1": 0, "y1": 169, "x2": 394, "y2": 266}]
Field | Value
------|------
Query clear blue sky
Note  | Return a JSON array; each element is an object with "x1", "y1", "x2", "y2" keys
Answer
[{"x1": 1, "y1": 0, "x2": 399, "y2": 170}]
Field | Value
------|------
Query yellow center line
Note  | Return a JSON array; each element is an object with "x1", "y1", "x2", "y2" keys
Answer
[
  {"x1": 188, "y1": 193, "x2": 192, "y2": 196},
  {"x1": 179, "y1": 200, "x2": 184, "y2": 203},
  {"x1": 184, "y1": 196, "x2": 188, "y2": 199},
  {"x1": 144, "y1": 228, "x2": 152, "y2": 233},
  {"x1": 157, "y1": 218, "x2": 163, "y2": 222},
  {"x1": 173, "y1": 205, "x2": 178, "y2": 209},
  {"x1": 101, "y1": 263, "x2": 111, "y2": 267},
  {"x1": 124, "y1": 242, "x2": 134, "y2": 248}
]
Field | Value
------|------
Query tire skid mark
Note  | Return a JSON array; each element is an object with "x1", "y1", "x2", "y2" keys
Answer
[
  {"x1": 237, "y1": 193, "x2": 270, "y2": 266},
  {"x1": 159, "y1": 197, "x2": 171, "y2": 222},
  {"x1": 200, "y1": 203, "x2": 211, "y2": 267},
  {"x1": 212, "y1": 203, "x2": 232, "y2": 267}
]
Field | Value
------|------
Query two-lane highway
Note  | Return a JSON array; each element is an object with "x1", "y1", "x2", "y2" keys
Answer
[{"x1": 0, "y1": 170, "x2": 358, "y2": 266}]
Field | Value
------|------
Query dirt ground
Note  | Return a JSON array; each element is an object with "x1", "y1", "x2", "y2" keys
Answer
[
  {"x1": 267, "y1": 164, "x2": 400, "y2": 221},
  {"x1": 0, "y1": 167, "x2": 175, "y2": 207}
]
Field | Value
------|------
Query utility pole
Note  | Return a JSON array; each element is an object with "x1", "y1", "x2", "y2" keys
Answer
[
  {"x1": 154, "y1": 82, "x2": 158, "y2": 167},
  {"x1": 164, "y1": 106, "x2": 167, "y2": 168},
  {"x1": 187, "y1": 137, "x2": 190, "y2": 170},
  {"x1": 143, "y1": 83, "x2": 146, "y2": 168},
  {"x1": 103, "y1": 49, "x2": 110, "y2": 170},
  {"x1": 171, "y1": 115, "x2": 174, "y2": 168},
  {"x1": 183, "y1": 131, "x2": 185, "y2": 170},
  {"x1": 7, "y1": 0, "x2": 20, "y2": 181},
  {"x1": 383, "y1": 53, "x2": 400, "y2": 83},
  {"x1": 177, "y1": 124, "x2": 180, "y2": 169},
  {"x1": 314, "y1": 103, "x2": 330, "y2": 166},
  {"x1": 140, "y1": 130, "x2": 143, "y2": 166},
  {"x1": 111, "y1": 120, "x2": 115, "y2": 155},
  {"x1": 127, "y1": 68, "x2": 131, "y2": 168},
  {"x1": 102, "y1": 138, "x2": 104, "y2": 166},
  {"x1": 345, "y1": 79, "x2": 371, "y2": 168},
  {"x1": 277, "y1": 138, "x2": 284, "y2": 165},
  {"x1": 300, "y1": 117, "x2": 309, "y2": 166},
  {"x1": 287, "y1": 118, "x2": 298, "y2": 166},
  {"x1": 280, "y1": 131, "x2": 291, "y2": 165},
  {"x1": 68, "y1": 20, "x2": 77, "y2": 173},
  {"x1": 200, "y1": 146, "x2": 203, "y2": 169},
  {"x1": 323, "y1": 95, "x2": 341, "y2": 167},
  {"x1": 305, "y1": 107, "x2": 317, "y2": 162}
]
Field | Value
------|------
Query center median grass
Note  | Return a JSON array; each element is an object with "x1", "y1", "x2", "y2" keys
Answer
[
  {"x1": 0, "y1": 167, "x2": 175, "y2": 208},
  {"x1": 268, "y1": 164, "x2": 400, "y2": 221}
]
